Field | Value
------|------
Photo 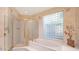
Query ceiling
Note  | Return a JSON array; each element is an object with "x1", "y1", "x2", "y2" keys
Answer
[{"x1": 15, "y1": 7, "x2": 52, "y2": 16}]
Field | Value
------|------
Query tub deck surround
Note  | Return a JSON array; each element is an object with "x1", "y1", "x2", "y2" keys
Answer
[
  {"x1": 12, "y1": 38, "x2": 79, "y2": 51},
  {"x1": 28, "y1": 39, "x2": 79, "y2": 51},
  {"x1": 12, "y1": 40, "x2": 79, "y2": 51},
  {"x1": 30, "y1": 40, "x2": 79, "y2": 51}
]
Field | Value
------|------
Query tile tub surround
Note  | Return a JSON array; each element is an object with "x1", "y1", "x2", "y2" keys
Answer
[
  {"x1": 28, "y1": 39, "x2": 79, "y2": 51},
  {"x1": 11, "y1": 39, "x2": 79, "y2": 51},
  {"x1": 12, "y1": 42, "x2": 79, "y2": 51}
]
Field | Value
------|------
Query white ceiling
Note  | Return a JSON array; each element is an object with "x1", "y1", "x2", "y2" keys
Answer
[{"x1": 15, "y1": 7, "x2": 52, "y2": 16}]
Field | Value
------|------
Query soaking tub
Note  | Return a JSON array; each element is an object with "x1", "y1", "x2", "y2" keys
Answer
[{"x1": 12, "y1": 39, "x2": 79, "y2": 51}]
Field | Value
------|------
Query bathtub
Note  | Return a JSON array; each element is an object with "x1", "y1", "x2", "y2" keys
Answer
[
  {"x1": 12, "y1": 39, "x2": 79, "y2": 51},
  {"x1": 12, "y1": 45, "x2": 55, "y2": 51},
  {"x1": 12, "y1": 39, "x2": 65, "y2": 51},
  {"x1": 28, "y1": 39, "x2": 79, "y2": 51},
  {"x1": 28, "y1": 39, "x2": 63, "y2": 51}
]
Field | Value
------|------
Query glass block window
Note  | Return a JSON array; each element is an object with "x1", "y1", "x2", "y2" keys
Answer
[{"x1": 43, "y1": 12, "x2": 64, "y2": 40}]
